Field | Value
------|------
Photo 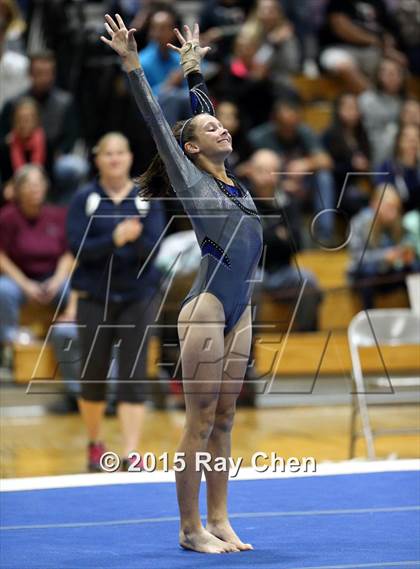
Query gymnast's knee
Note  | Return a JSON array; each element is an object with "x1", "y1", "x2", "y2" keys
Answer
[
  {"x1": 186, "y1": 398, "x2": 219, "y2": 441},
  {"x1": 211, "y1": 405, "x2": 236, "y2": 437}
]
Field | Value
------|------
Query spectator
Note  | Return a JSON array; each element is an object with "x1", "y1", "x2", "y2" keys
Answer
[
  {"x1": 391, "y1": 0, "x2": 420, "y2": 75},
  {"x1": 199, "y1": 0, "x2": 252, "y2": 63},
  {"x1": 281, "y1": 0, "x2": 329, "y2": 74},
  {"x1": 47, "y1": 294, "x2": 123, "y2": 416},
  {"x1": 0, "y1": 97, "x2": 52, "y2": 196},
  {"x1": 379, "y1": 97, "x2": 420, "y2": 161},
  {"x1": 129, "y1": 0, "x2": 178, "y2": 52},
  {"x1": 319, "y1": 0, "x2": 406, "y2": 92},
  {"x1": 359, "y1": 58, "x2": 406, "y2": 166},
  {"x1": 403, "y1": 209, "x2": 420, "y2": 260},
  {"x1": 215, "y1": 100, "x2": 253, "y2": 171},
  {"x1": 0, "y1": 17, "x2": 29, "y2": 112},
  {"x1": 214, "y1": 29, "x2": 275, "y2": 129},
  {"x1": 0, "y1": 0, "x2": 26, "y2": 54},
  {"x1": 348, "y1": 184, "x2": 419, "y2": 309},
  {"x1": 0, "y1": 165, "x2": 72, "y2": 352},
  {"x1": 67, "y1": 132, "x2": 166, "y2": 472},
  {"x1": 323, "y1": 93, "x2": 371, "y2": 216},
  {"x1": 248, "y1": 96, "x2": 335, "y2": 243},
  {"x1": 248, "y1": 149, "x2": 322, "y2": 331},
  {"x1": 243, "y1": 0, "x2": 301, "y2": 91},
  {"x1": 139, "y1": 7, "x2": 190, "y2": 124},
  {"x1": 375, "y1": 124, "x2": 420, "y2": 213},
  {"x1": 47, "y1": 290, "x2": 81, "y2": 414},
  {"x1": 400, "y1": 97, "x2": 420, "y2": 129},
  {"x1": 0, "y1": 51, "x2": 88, "y2": 203}
]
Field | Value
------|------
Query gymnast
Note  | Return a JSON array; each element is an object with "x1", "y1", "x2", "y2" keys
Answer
[{"x1": 101, "y1": 14, "x2": 263, "y2": 554}]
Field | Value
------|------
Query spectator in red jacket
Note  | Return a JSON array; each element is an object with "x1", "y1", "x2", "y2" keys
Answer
[{"x1": 0, "y1": 97, "x2": 52, "y2": 199}]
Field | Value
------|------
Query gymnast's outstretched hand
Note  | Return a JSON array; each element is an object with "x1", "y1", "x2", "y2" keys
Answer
[
  {"x1": 167, "y1": 23, "x2": 211, "y2": 76},
  {"x1": 100, "y1": 13, "x2": 140, "y2": 72}
]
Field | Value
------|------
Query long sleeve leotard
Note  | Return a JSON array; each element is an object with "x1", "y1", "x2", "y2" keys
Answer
[{"x1": 127, "y1": 67, "x2": 263, "y2": 334}]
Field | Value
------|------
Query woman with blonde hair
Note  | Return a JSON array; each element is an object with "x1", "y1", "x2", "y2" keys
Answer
[
  {"x1": 348, "y1": 184, "x2": 419, "y2": 308},
  {"x1": 242, "y1": 0, "x2": 300, "y2": 89},
  {"x1": 0, "y1": 0, "x2": 26, "y2": 52},
  {"x1": 67, "y1": 131, "x2": 165, "y2": 472}
]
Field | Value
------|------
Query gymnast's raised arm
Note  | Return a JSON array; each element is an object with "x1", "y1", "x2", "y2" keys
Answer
[
  {"x1": 168, "y1": 24, "x2": 215, "y2": 117},
  {"x1": 100, "y1": 14, "x2": 199, "y2": 191}
]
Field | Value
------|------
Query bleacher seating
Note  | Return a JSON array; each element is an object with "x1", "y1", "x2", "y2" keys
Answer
[
  {"x1": 12, "y1": 247, "x2": 412, "y2": 383},
  {"x1": 293, "y1": 74, "x2": 420, "y2": 103}
]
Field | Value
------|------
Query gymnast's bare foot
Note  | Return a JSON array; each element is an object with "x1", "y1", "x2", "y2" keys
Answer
[
  {"x1": 206, "y1": 520, "x2": 253, "y2": 551},
  {"x1": 180, "y1": 526, "x2": 240, "y2": 553}
]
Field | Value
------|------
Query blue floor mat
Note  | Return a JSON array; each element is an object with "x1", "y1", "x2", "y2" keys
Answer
[{"x1": 1, "y1": 470, "x2": 419, "y2": 569}]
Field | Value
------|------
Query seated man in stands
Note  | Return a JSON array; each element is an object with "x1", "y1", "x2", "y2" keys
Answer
[
  {"x1": 248, "y1": 95, "x2": 335, "y2": 245},
  {"x1": 247, "y1": 149, "x2": 322, "y2": 332},
  {"x1": 0, "y1": 165, "x2": 72, "y2": 367},
  {"x1": 140, "y1": 7, "x2": 190, "y2": 125},
  {"x1": 348, "y1": 184, "x2": 420, "y2": 309},
  {"x1": 318, "y1": 0, "x2": 407, "y2": 93},
  {"x1": 0, "y1": 51, "x2": 88, "y2": 203}
]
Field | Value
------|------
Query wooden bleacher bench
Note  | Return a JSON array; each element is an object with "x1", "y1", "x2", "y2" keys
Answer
[
  {"x1": 19, "y1": 303, "x2": 55, "y2": 339},
  {"x1": 254, "y1": 331, "x2": 419, "y2": 377},
  {"x1": 257, "y1": 249, "x2": 410, "y2": 376},
  {"x1": 293, "y1": 75, "x2": 342, "y2": 102},
  {"x1": 13, "y1": 302, "x2": 161, "y2": 384},
  {"x1": 13, "y1": 335, "x2": 161, "y2": 384},
  {"x1": 13, "y1": 253, "x2": 411, "y2": 382},
  {"x1": 302, "y1": 103, "x2": 333, "y2": 134},
  {"x1": 259, "y1": 250, "x2": 355, "y2": 333},
  {"x1": 261, "y1": 250, "x2": 409, "y2": 333},
  {"x1": 293, "y1": 74, "x2": 420, "y2": 103}
]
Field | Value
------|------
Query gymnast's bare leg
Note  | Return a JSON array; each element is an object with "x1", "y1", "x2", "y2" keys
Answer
[
  {"x1": 204, "y1": 304, "x2": 253, "y2": 550},
  {"x1": 176, "y1": 292, "x2": 242, "y2": 553}
]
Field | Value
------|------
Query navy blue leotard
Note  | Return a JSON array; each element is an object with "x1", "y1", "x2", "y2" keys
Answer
[{"x1": 128, "y1": 67, "x2": 263, "y2": 335}]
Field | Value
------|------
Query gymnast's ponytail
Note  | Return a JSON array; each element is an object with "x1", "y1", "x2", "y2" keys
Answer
[
  {"x1": 135, "y1": 119, "x2": 196, "y2": 198},
  {"x1": 135, "y1": 153, "x2": 171, "y2": 198}
]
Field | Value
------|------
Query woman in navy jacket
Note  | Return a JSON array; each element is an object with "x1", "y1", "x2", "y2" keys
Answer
[{"x1": 67, "y1": 131, "x2": 165, "y2": 472}]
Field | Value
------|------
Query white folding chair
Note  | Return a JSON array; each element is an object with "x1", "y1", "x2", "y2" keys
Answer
[{"x1": 348, "y1": 308, "x2": 420, "y2": 459}]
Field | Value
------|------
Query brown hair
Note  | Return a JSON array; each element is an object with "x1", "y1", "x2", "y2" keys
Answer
[
  {"x1": 12, "y1": 96, "x2": 40, "y2": 127},
  {"x1": 29, "y1": 50, "x2": 56, "y2": 68},
  {"x1": 393, "y1": 123, "x2": 420, "y2": 160},
  {"x1": 136, "y1": 118, "x2": 198, "y2": 198}
]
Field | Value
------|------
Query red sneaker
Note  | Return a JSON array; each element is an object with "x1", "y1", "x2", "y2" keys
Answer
[{"x1": 88, "y1": 441, "x2": 106, "y2": 472}]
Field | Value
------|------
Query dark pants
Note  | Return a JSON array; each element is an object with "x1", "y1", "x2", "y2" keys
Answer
[
  {"x1": 77, "y1": 295, "x2": 159, "y2": 403},
  {"x1": 349, "y1": 261, "x2": 420, "y2": 310}
]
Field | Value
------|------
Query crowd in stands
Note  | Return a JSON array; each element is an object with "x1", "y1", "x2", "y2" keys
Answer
[{"x1": 0, "y1": 0, "x2": 419, "y2": 416}]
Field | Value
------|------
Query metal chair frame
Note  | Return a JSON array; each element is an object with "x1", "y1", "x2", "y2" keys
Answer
[{"x1": 348, "y1": 309, "x2": 420, "y2": 459}]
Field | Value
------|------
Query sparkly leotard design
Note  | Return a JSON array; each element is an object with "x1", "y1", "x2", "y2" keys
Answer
[{"x1": 128, "y1": 68, "x2": 263, "y2": 334}]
